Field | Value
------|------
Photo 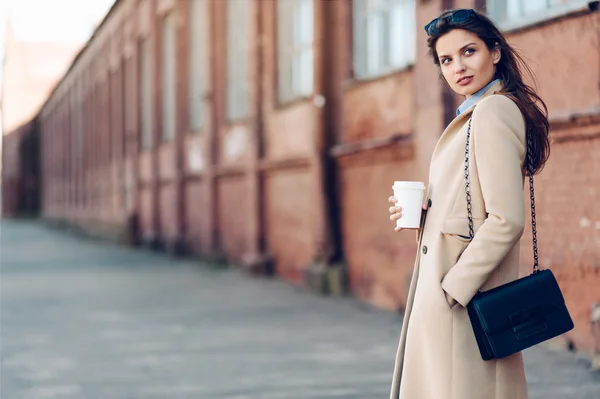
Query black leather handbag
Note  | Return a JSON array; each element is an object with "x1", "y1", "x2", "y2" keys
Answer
[{"x1": 463, "y1": 109, "x2": 574, "y2": 361}]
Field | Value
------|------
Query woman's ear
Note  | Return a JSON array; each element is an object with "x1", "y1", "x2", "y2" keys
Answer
[{"x1": 492, "y1": 44, "x2": 501, "y2": 65}]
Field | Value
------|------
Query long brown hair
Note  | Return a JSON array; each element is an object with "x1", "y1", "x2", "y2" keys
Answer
[{"x1": 426, "y1": 9, "x2": 550, "y2": 176}]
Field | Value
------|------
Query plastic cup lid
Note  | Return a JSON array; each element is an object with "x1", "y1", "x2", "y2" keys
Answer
[{"x1": 392, "y1": 181, "x2": 426, "y2": 190}]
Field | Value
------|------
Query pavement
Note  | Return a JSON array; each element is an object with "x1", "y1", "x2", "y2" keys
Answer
[{"x1": 1, "y1": 220, "x2": 599, "y2": 399}]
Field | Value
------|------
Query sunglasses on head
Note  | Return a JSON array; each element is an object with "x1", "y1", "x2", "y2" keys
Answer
[{"x1": 424, "y1": 9, "x2": 477, "y2": 36}]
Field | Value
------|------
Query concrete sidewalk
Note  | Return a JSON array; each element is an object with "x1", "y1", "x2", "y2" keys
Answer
[{"x1": 1, "y1": 220, "x2": 599, "y2": 399}]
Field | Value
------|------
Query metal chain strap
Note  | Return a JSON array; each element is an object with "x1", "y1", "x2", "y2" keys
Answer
[
  {"x1": 465, "y1": 117, "x2": 475, "y2": 240},
  {"x1": 464, "y1": 106, "x2": 540, "y2": 273},
  {"x1": 526, "y1": 133, "x2": 540, "y2": 272}
]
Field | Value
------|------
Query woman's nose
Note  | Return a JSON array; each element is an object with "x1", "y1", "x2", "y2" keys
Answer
[{"x1": 453, "y1": 59, "x2": 466, "y2": 74}]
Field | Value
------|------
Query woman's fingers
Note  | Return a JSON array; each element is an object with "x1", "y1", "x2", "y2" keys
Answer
[
  {"x1": 389, "y1": 197, "x2": 404, "y2": 232},
  {"x1": 389, "y1": 212, "x2": 402, "y2": 221}
]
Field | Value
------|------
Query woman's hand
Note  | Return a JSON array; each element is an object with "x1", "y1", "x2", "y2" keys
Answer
[{"x1": 389, "y1": 196, "x2": 428, "y2": 232}]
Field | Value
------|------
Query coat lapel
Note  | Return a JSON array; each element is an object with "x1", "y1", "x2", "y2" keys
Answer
[{"x1": 430, "y1": 81, "x2": 505, "y2": 165}]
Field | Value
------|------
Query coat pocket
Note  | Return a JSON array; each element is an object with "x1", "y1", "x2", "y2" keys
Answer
[{"x1": 441, "y1": 216, "x2": 486, "y2": 243}]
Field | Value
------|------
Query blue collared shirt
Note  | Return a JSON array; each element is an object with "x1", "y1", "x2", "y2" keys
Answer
[{"x1": 456, "y1": 78, "x2": 501, "y2": 116}]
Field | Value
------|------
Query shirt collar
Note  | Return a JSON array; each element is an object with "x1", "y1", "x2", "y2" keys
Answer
[{"x1": 456, "y1": 78, "x2": 502, "y2": 116}]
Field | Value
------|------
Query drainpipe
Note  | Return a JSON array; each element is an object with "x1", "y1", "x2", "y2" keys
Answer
[
  {"x1": 240, "y1": 0, "x2": 273, "y2": 275},
  {"x1": 304, "y1": 0, "x2": 345, "y2": 295},
  {"x1": 207, "y1": 0, "x2": 222, "y2": 262},
  {"x1": 321, "y1": 0, "x2": 343, "y2": 267},
  {"x1": 172, "y1": 2, "x2": 188, "y2": 257},
  {"x1": 590, "y1": 1, "x2": 600, "y2": 109},
  {"x1": 589, "y1": 0, "x2": 599, "y2": 371},
  {"x1": 591, "y1": 303, "x2": 600, "y2": 370}
]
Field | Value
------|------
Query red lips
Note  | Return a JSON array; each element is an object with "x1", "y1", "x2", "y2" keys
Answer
[{"x1": 456, "y1": 76, "x2": 473, "y2": 86}]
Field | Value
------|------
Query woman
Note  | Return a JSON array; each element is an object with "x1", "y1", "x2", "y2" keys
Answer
[{"x1": 387, "y1": 9, "x2": 550, "y2": 399}]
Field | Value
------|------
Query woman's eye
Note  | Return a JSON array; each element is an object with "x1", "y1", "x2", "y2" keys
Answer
[
  {"x1": 441, "y1": 58, "x2": 451, "y2": 65},
  {"x1": 465, "y1": 48, "x2": 475, "y2": 55}
]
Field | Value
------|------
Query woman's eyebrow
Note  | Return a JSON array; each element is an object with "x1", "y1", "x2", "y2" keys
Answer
[{"x1": 438, "y1": 42, "x2": 477, "y2": 59}]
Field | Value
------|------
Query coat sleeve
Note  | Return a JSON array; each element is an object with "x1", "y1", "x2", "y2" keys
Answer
[{"x1": 441, "y1": 95, "x2": 527, "y2": 307}]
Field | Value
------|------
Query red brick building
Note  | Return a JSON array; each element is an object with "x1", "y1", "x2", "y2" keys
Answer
[
  {"x1": 1, "y1": 119, "x2": 40, "y2": 216},
  {"x1": 31, "y1": 0, "x2": 600, "y2": 357},
  {"x1": 1, "y1": 17, "x2": 85, "y2": 216}
]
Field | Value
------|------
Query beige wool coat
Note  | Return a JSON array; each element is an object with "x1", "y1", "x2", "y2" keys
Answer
[{"x1": 390, "y1": 81, "x2": 530, "y2": 399}]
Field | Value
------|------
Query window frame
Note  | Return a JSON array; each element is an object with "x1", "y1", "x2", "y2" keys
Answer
[
  {"x1": 140, "y1": 37, "x2": 153, "y2": 150},
  {"x1": 189, "y1": 0, "x2": 205, "y2": 132},
  {"x1": 352, "y1": 0, "x2": 416, "y2": 80},
  {"x1": 161, "y1": 11, "x2": 177, "y2": 143},
  {"x1": 226, "y1": 0, "x2": 250, "y2": 121},
  {"x1": 486, "y1": 0, "x2": 591, "y2": 32},
  {"x1": 277, "y1": 0, "x2": 315, "y2": 104}
]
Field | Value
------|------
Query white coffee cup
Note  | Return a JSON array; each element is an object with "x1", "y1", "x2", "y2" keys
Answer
[{"x1": 392, "y1": 181, "x2": 426, "y2": 229}]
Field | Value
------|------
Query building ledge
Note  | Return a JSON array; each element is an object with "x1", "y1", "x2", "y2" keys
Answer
[{"x1": 330, "y1": 133, "x2": 413, "y2": 159}]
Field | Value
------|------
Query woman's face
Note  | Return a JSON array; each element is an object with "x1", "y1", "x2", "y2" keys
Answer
[{"x1": 435, "y1": 29, "x2": 500, "y2": 97}]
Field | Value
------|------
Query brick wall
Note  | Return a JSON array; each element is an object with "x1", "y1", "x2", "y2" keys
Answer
[
  {"x1": 1, "y1": 119, "x2": 40, "y2": 217},
  {"x1": 26, "y1": 0, "x2": 600, "y2": 356},
  {"x1": 521, "y1": 118, "x2": 600, "y2": 352}
]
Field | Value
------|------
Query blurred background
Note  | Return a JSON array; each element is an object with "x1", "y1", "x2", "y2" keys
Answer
[{"x1": 1, "y1": 0, "x2": 599, "y2": 397}]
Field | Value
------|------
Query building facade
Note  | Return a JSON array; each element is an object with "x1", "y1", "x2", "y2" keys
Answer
[
  {"x1": 33, "y1": 0, "x2": 600, "y2": 356},
  {"x1": 1, "y1": 17, "x2": 87, "y2": 216},
  {"x1": 1, "y1": 1, "x2": 115, "y2": 216}
]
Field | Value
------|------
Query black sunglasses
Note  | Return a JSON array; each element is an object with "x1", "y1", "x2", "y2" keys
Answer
[{"x1": 424, "y1": 9, "x2": 477, "y2": 36}]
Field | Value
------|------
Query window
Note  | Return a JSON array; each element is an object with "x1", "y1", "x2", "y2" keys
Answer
[
  {"x1": 353, "y1": 0, "x2": 416, "y2": 79},
  {"x1": 487, "y1": 0, "x2": 590, "y2": 30},
  {"x1": 189, "y1": 0, "x2": 205, "y2": 131},
  {"x1": 277, "y1": 0, "x2": 314, "y2": 103},
  {"x1": 162, "y1": 12, "x2": 177, "y2": 141},
  {"x1": 140, "y1": 38, "x2": 153, "y2": 149},
  {"x1": 226, "y1": 0, "x2": 250, "y2": 121},
  {"x1": 76, "y1": 80, "x2": 84, "y2": 206}
]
